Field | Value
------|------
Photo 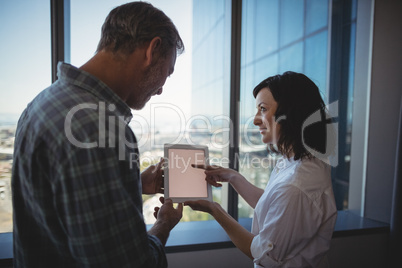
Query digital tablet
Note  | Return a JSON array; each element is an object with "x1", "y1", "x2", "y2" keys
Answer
[{"x1": 164, "y1": 144, "x2": 212, "y2": 203}]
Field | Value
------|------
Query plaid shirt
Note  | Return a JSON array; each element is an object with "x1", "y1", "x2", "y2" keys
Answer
[{"x1": 12, "y1": 62, "x2": 166, "y2": 267}]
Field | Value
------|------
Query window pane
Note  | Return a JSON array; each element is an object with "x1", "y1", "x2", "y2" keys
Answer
[
  {"x1": 70, "y1": 0, "x2": 121, "y2": 67},
  {"x1": 254, "y1": 0, "x2": 279, "y2": 60},
  {"x1": 280, "y1": 0, "x2": 304, "y2": 46},
  {"x1": 278, "y1": 41, "x2": 304, "y2": 73},
  {"x1": 0, "y1": 1, "x2": 51, "y2": 233},
  {"x1": 240, "y1": 0, "x2": 331, "y2": 219},
  {"x1": 70, "y1": 0, "x2": 231, "y2": 224},
  {"x1": 306, "y1": 0, "x2": 329, "y2": 35},
  {"x1": 241, "y1": 0, "x2": 256, "y2": 66},
  {"x1": 240, "y1": 0, "x2": 278, "y2": 220},
  {"x1": 305, "y1": 30, "x2": 328, "y2": 98},
  {"x1": 254, "y1": 54, "x2": 279, "y2": 85}
]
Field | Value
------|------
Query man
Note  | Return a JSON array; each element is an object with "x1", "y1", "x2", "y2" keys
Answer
[{"x1": 12, "y1": 2, "x2": 183, "y2": 267}]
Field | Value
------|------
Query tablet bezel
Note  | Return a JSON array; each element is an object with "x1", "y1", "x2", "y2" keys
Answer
[{"x1": 164, "y1": 143, "x2": 212, "y2": 203}]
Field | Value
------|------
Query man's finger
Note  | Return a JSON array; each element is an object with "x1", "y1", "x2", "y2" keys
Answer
[
  {"x1": 163, "y1": 198, "x2": 173, "y2": 205},
  {"x1": 176, "y1": 203, "x2": 183, "y2": 213},
  {"x1": 157, "y1": 157, "x2": 164, "y2": 168}
]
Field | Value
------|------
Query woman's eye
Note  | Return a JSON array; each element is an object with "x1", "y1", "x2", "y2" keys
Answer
[{"x1": 260, "y1": 107, "x2": 266, "y2": 111}]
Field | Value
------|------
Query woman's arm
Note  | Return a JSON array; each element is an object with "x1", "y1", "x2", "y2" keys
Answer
[
  {"x1": 184, "y1": 200, "x2": 255, "y2": 259},
  {"x1": 194, "y1": 165, "x2": 264, "y2": 208}
]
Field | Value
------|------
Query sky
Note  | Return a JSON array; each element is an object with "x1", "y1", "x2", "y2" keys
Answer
[
  {"x1": 0, "y1": 0, "x2": 193, "y2": 129},
  {"x1": 0, "y1": 0, "x2": 51, "y2": 116}
]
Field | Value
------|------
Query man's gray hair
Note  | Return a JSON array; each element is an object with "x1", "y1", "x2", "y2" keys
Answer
[{"x1": 97, "y1": 1, "x2": 184, "y2": 57}]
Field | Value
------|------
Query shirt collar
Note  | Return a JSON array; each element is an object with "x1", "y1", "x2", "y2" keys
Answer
[{"x1": 57, "y1": 62, "x2": 133, "y2": 122}]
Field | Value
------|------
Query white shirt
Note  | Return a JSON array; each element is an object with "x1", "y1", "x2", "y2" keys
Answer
[{"x1": 251, "y1": 157, "x2": 337, "y2": 267}]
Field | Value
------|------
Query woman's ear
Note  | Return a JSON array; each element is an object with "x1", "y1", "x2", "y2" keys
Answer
[{"x1": 144, "y1": 37, "x2": 162, "y2": 67}]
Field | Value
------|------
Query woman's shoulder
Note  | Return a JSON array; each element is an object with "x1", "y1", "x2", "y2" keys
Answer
[
  {"x1": 269, "y1": 157, "x2": 331, "y2": 194},
  {"x1": 295, "y1": 157, "x2": 331, "y2": 179}
]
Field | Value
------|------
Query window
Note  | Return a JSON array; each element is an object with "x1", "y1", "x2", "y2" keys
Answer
[
  {"x1": 0, "y1": 0, "x2": 51, "y2": 233},
  {"x1": 239, "y1": 0, "x2": 341, "y2": 218},
  {"x1": 0, "y1": 0, "x2": 358, "y2": 242},
  {"x1": 239, "y1": 0, "x2": 357, "y2": 216}
]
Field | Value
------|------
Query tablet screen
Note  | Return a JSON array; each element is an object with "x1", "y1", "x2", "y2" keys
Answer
[{"x1": 167, "y1": 148, "x2": 207, "y2": 198}]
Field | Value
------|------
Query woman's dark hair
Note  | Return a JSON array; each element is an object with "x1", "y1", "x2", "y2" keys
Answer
[
  {"x1": 253, "y1": 71, "x2": 335, "y2": 160},
  {"x1": 97, "y1": 2, "x2": 184, "y2": 57}
]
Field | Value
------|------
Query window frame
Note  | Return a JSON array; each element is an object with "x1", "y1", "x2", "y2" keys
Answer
[
  {"x1": 51, "y1": 0, "x2": 70, "y2": 82},
  {"x1": 347, "y1": 0, "x2": 374, "y2": 216}
]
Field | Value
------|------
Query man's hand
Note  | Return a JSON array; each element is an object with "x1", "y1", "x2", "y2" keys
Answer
[
  {"x1": 141, "y1": 158, "x2": 164, "y2": 194},
  {"x1": 153, "y1": 197, "x2": 183, "y2": 229},
  {"x1": 148, "y1": 197, "x2": 183, "y2": 245}
]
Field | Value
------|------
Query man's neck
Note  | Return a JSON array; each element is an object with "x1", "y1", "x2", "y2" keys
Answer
[{"x1": 79, "y1": 50, "x2": 136, "y2": 102}]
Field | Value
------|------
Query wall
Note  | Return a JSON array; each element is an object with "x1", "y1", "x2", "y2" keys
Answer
[
  {"x1": 167, "y1": 232, "x2": 389, "y2": 268},
  {"x1": 364, "y1": 0, "x2": 402, "y2": 223},
  {"x1": 167, "y1": 247, "x2": 253, "y2": 268}
]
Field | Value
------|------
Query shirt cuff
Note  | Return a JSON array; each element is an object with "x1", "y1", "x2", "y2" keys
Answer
[
  {"x1": 148, "y1": 235, "x2": 167, "y2": 268},
  {"x1": 251, "y1": 235, "x2": 280, "y2": 267}
]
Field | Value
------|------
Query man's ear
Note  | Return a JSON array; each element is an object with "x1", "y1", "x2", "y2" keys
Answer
[{"x1": 145, "y1": 37, "x2": 162, "y2": 67}]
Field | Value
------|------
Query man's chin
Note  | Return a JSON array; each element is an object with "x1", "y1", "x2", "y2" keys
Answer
[
  {"x1": 131, "y1": 103, "x2": 146, "y2": 110},
  {"x1": 129, "y1": 97, "x2": 151, "y2": 110}
]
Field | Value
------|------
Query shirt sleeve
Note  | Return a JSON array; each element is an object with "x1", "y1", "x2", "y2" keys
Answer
[
  {"x1": 52, "y1": 142, "x2": 166, "y2": 268},
  {"x1": 251, "y1": 184, "x2": 323, "y2": 267}
]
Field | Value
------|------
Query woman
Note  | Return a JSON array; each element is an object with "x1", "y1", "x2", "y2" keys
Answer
[{"x1": 185, "y1": 71, "x2": 337, "y2": 267}]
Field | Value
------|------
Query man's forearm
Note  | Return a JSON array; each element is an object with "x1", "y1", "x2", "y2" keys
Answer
[{"x1": 148, "y1": 220, "x2": 172, "y2": 246}]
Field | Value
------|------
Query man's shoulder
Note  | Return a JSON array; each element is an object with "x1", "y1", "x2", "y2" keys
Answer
[
  {"x1": 16, "y1": 79, "x2": 101, "y2": 142},
  {"x1": 31, "y1": 78, "x2": 100, "y2": 116}
]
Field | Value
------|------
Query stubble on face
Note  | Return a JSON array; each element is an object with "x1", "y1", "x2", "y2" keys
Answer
[
  {"x1": 130, "y1": 49, "x2": 176, "y2": 110},
  {"x1": 128, "y1": 57, "x2": 166, "y2": 110}
]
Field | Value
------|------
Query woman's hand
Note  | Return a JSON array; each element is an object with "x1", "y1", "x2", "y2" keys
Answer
[
  {"x1": 193, "y1": 164, "x2": 264, "y2": 209},
  {"x1": 141, "y1": 158, "x2": 164, "y2": 194},
  {"x1": 184, "y1": 200, "x2": 217, "y2": 215},
  {"x1": 192, "y1": 164, "x2": 244, "y2": 187}
]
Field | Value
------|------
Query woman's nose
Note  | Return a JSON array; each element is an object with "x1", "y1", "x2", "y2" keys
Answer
[{"x1": 253, "y1": 114, "x2": 261, "y2": 126}]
